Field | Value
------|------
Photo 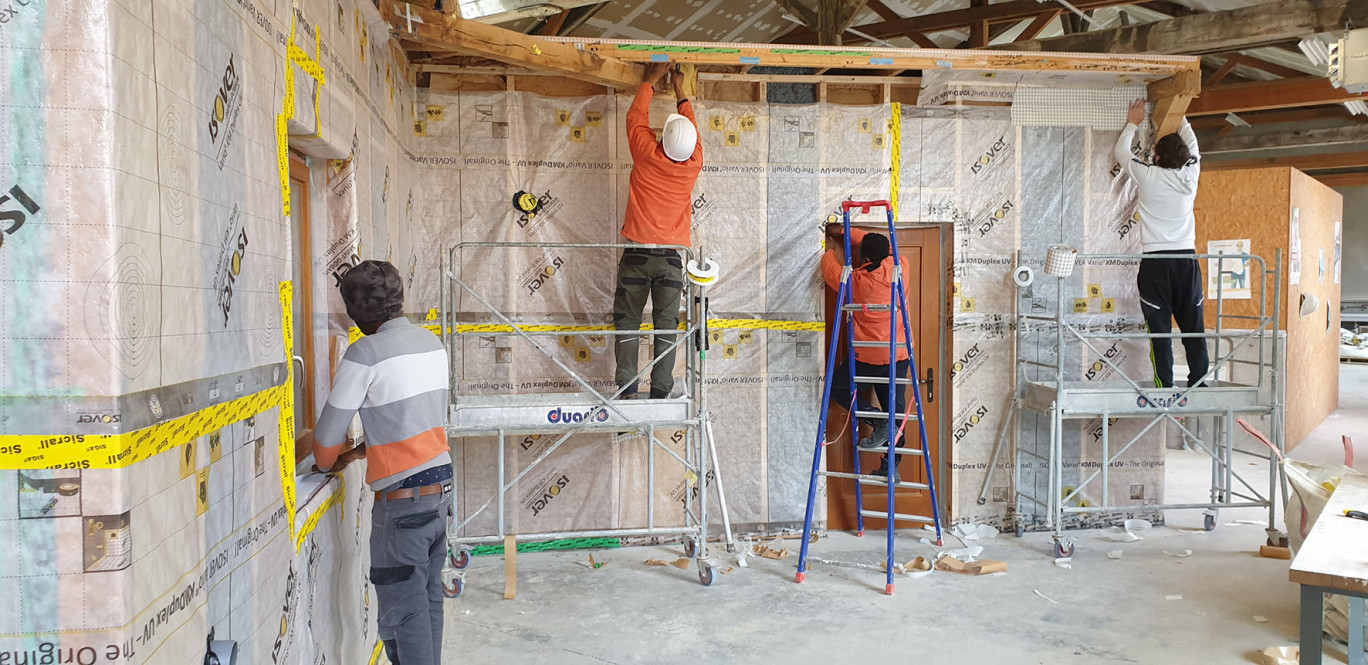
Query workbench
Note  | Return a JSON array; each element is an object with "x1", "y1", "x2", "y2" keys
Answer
[{"x1": 1291, "y1": 474, "x2": 1368, "y2": 665}]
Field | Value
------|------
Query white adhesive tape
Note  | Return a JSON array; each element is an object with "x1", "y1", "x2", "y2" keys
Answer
[
  {"x1": 1012, "y1": 266, "x2": 1034, "y2": 288},
  {"x1": 686, "y1": 258, "x2": 720, "y2": 286}
]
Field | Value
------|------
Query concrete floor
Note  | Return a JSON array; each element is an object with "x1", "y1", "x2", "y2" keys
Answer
[{"x1": 437, "y1": 366, "x2": 1368, "y2": 664}]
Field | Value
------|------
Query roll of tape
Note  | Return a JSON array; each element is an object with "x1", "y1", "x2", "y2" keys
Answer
[
  {"x1": 207, "y1": 640, "x2": 238, "y2": 665},
  {"x1": 1012, "y1": 266, "x2": 1034, "y2": 288},
  {"x1": 686, "y1": 258, "x2": 720, "y2": 286}
]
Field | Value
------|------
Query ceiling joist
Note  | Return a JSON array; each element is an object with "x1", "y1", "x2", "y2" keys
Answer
[
  {"x1": 777, "y1": 0, "x2": 1140, "y2": 44},
  {"x1": 1189, "y1": 77, "x2": 1368, "y2": 116},
  {"x1": 1202, "y1": 125, "x2": 1368, "y2": 154}
]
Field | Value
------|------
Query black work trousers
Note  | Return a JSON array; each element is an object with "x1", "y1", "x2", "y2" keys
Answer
[{"x1": 1137, "y1": 250, "x2": 1210, "y2": 388}]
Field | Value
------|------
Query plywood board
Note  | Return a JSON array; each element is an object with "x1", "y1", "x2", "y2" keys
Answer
[{"x1": 1290, "y1": 475, "x2": 1368, "y2": 594}]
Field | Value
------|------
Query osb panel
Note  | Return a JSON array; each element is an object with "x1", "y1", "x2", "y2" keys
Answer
[
  {"x1": 430, "y1": 73, "x2": 506, "y2": 92},
  {"x1": 1193, "y1": 167, "x2": 1344, "y2": 448},
  {"x1": 701, "y1": 80, "x2": 763, "y2": 103},
  {"x1": 825, "y1": 83, "x2": 882, "y2": 105},
  {"x1": 1285, "y1": 170, "x2": 1343, "y2": 447},
  {"x1": 514, "y1": 76, "x2": 610, "y2": 97},
  {"x1": 1193, "y1": 168, "x2": 1290, "y2": 329}
]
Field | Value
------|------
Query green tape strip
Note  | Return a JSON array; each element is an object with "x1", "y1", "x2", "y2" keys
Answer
[
  {"x1": 615, "y1": 44, "x2": 742, "y2": 54},
  {"x1": 771, "y1": 48, "x2": 874, "y2": 57},
  {"x1": 469, "y1": 537, "x2": 622, "y2": 556}
]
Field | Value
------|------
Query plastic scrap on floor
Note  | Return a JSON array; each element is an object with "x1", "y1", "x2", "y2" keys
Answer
[
  {"x1": 1166, "y1": 594, "x2": 1183, "y2": 601},
  {"x1": 941, "y1": 545, "x2": 984, "y2": 561},
  {"x1": 754, "y1": 544, "x2": 790, "y2": 560},
  {"x1": 1225, "y1": 519, "x2": 1268, "y2": 527},
  {"x1": 1054, "y1": 557, "x2": 1072, "y2": 569},
  {"x1": 1258, "y1": 646, "x2": 1298, "y2": 665},
  {"x1": 1033, "y1": 589, "x2": 1059, "y2": 604},
  {"x1": 588, "y1": 554, "x2": 608, "y2": 569},
  {"x1": 1164, "y1": 549, "x2": 1193, "y2": 558},
  {"x1": 953, "y1": 522, "x2": 1000, "y2": 541},
  {"x1": 1106, "y1": 549, "x2": 1123, "y2": 560},
  {"x1": 1253, "y1": 615, "x2": 1268, "y2": 623},
  {"x1": 1103, "y1": 519, "x2": 1152, "y2": 542}
]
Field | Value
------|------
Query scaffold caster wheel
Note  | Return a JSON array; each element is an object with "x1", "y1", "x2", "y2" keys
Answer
[
  {"x1": 442, "y1": 576, "x2": 464, "y2": 599},
  {"x1": 698, "y1": 565, "x2": 715, "y2": 587},
  {"x1": 1053, "y1": 540, "x2": 1074, "y2": 559},
  {"x1": 1015, "y1": 522, "x2": 1025, "y2": 538},
  {"x1": 683, "y1": 538, "x2": 698, "y2": 559},
  {"x1": 1267, "y1": 535, "x2": 1289, "y2": 548},
  {"x1": 450, "y1": 549, "x2": 470, "y2": 570},
  {"x1": 1203, "y1": 513, "x2": 1217, "y2": 532}
]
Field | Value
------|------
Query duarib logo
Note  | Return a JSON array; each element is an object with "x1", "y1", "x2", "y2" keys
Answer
[
  {"x1": 1136, "y1": 393, "x2": 1188, "y2": 409},
  {"x1": 546, "y1": 407, "x2": 610, "y2": 424}
]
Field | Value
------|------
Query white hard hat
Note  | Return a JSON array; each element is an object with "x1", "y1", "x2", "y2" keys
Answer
[{"x1": 661, "y1": 113, "x2": 697, "y2": 162}]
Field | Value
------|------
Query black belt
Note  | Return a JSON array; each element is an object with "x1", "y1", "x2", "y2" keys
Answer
[{"x1": 623, "y1": 247, "x2": 679, "y2": 257}]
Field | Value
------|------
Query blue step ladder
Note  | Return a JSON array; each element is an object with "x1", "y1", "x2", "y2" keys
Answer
[{"x1": 795, "y1": 200, "x2": 944, "y2": 596}]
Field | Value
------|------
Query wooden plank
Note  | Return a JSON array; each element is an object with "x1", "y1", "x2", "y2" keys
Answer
[
  {"x1": 503, "y1": 535, "x2": 518, "y2": 599},
  {"x1": 1191, "y1": 107, "x2": 1359, "y2": 129},
  {"x1": 429, "y1": 72, "x2": 506, "y2": 92},
  {"x1": 379, "y1": 0, "x2": 645, "y2": 89},
  {"x1": 576, "y1": 41, "x2": 1195, "y2": 77},
  {"x1": 1289, "y1": 475, "x2": 1368, "y2": 595},
  {"x1": 866, "y1": 0, "x2": 901, "y2": 21},
  {"x1": 1016, "y1": 10, "x2": 1062, "y2": 42},
  {"x1": 1204, "y1": 56, "x2": 1241, "y2": 87},
  {"x1": 538, "y1": 9, "x2": 570, "y2": 36},
  {"x1": 1189, "y1": 77, "x2": 1368, "y2": 116},
  {"x1": 1204, "y1": 150, "x2": 1368, "y2": 172},
  {"x1": 773, "y1": 0, "x2": 818, "y2": 27},
  {"x1": 1202, "y1": 125, "x2": 1368, "y2": 154},
  {"x1": 1151, "y1": 93, "x2": 1194, "y2": 136},
  {"x1": 1001, "y1": 0, "x2": 1368, "y2": 55},
  {"x1": 907, "y1": 30, "x2": 938, "y2": 49},
  {"x1": 777, "y1": 0, "x2": 1142, "y2": 44},
  {"x1": 969, "y1": 0, "x2": 990, "y2": 48},
  {"x1": 1315, "y1": 172, "x2": 1368, "y2": 188}
]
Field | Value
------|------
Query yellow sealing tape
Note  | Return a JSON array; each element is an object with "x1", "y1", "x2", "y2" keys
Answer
[{"x1": 295, "y1": 477, "x2": 346, "y2": 550}]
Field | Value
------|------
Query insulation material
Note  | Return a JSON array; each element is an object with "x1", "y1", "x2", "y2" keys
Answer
[{"x1": 0, "y1": 0, "x2": 408, "y2": 662}]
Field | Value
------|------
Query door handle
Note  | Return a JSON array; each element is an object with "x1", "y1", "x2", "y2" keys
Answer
[{"x1": 921, "y1": 367, "x2": 934, "y2": 403}]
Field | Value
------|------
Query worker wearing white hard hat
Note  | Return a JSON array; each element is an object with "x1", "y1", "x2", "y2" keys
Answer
[{"x1": 614, "y1": 62, "x2": 703, "y2": 400}]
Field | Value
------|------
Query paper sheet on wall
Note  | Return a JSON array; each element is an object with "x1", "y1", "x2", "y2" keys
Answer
[
  {"x1": 1207, "y1": 239, "x2": 1252, "y2": 300},
  {"x1": 1290, "y1": 207, "x2": 1302, "y2": 285},
  {"x1": 1335, "y1": 221, "x2": 1342, "y2": 284}
]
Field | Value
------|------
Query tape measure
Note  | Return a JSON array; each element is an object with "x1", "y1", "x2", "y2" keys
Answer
[{"x1": 513, "y1": 191, "x2": 542, "y2": 217}]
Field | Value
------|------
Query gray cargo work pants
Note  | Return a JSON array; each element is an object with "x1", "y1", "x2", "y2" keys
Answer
[
  {"x1": 613, "y1": 247, "x2": 684, "y2": 399},
  {"x1": 371, "y1": 487, "x2": 453, "y2": 665}
]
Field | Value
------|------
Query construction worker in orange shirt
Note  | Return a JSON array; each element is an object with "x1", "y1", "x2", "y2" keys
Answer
[
  {"x1": 614, "y1": 62, "x2": 703, "y2": 399},
  {"x1": 822, "y1": 223, "x2": 913, "y2": 483}
]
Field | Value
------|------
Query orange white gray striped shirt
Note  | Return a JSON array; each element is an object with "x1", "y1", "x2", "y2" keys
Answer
[{"x1": 314, "y1": 318, "x2": 451, "y2": 489}]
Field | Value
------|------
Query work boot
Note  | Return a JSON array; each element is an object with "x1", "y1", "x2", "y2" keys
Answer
[
  {"x1": 858, "y1": 420, "x2": 890, "y2": 450},
  {"x1": 871, "y1": 460, "x2": 900, "y2": 485}
]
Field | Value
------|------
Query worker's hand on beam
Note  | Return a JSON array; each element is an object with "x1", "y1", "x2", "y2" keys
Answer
[
  {"x1": 825, "y1": 222, "x2": 844, "y2": 244},
  {"x1": 646, "y1": 62, "x2": 670, "y2": 86},
  {"x1": 1127, "y1": 99, "x2": 1146, "y2": 126},
  {"x1": 671, "y1": 67, "x2": 686, "y2": 101}
]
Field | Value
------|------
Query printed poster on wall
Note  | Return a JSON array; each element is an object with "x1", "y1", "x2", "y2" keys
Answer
[
  {"x1": 1335, "y1": 221, "x2": 1342, "y2": 284},
  {"x1": 1289, "y1": 207, "x2": 1301, "y2": 286},
  {"x1": 1319, "y1": 248, "x2": 1325, "y2": 283},
  {"x1": 1207, "y1": 239, "x2": 1252, "y2": 300}
]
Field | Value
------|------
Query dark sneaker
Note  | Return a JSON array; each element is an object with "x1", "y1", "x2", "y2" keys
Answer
[
  {"x1": 858, "y1": 420, "x2": 890, "y2": 450},
  {"x1": 871, "y1": 461, "x2": 900, "y2": 485}
]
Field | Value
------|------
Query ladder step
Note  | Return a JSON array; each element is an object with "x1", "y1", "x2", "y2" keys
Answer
[
  {"x1": 856, "y1": 446, "x2": 925, "y2": 456},
  {"x1": 852, "y1": 376, "x2": 916, "y2": 385},
  {"x1": 853, "y1": 410, "x2": 918, "y2": 421},
  {"x1": 819, "y1": 471, "x2": 929, "y2": 489},
  {"x1": 850, "y1": 340, "x2": 897, "y2": 348},
  {"x1": 859, "y1": 510, "x2": 937, "y2": 524},
  {"x1": 841, "y1": 304, "x2": 893, "y2": 312}
]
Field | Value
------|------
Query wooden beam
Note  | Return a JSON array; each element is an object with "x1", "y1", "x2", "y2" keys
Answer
[
  {"x1": 1204, "y1": 150, "x2": 1368, "y2": 172},
  {"x1": 818, "y1": 0, "x2": 842, "y2": 45},
  {"x1": 1204, "y1": 56, "x2": 1241, "y2": 87},
  {"x1": 1201, "y1": 125, "x2": 1368, "y2": 154},
  {"x1": 1016, "y1": 10, "x2": 1062, "y2": 42},
  {"x1": 776, "y1": 0, "x2": 1141, "y2": 44},
  {"x1": 1314, "y1": 172, "x2": 1368, "y2": 188},
  {"x1": 969, "y1": 0, "x2": 990, "y2": 48},
  {"x1": 1190, "y1": 107, "x2": 1360, "y2": 129},
  {"x1": 865, "y1": 0, "x2": 901, "y2": 21},
  {"x1": 838, "y1": 0, "x2": 872, "y2": 32},
  {"x1": 774, "y1": 0, "x2": 818, "y2": 27},
  {"x1": 1001, "y1": 0, "x2": 1368, "y2": 55},
  {"x1": 907, "y1": 30, "x2": 939, "y2": 49},
  {"x1": 579, "y1": 41, "x2": 1195, "y2": 77},
  {"x1": 379, "y1": 1, "x2": 645, "y2": 89},
  {"x1": 1189, "y1": 77, "x2": 1368, "y2": 116},
  {"x1": 538, "y1": 9, "x2": 570, "y2": 36},
  {"x1": 1236, "y1": 54, "x2": 1308, "y2": 79},
  {"x1": 1147, "y1": 69, "x2": 1200, "y2": 136}
]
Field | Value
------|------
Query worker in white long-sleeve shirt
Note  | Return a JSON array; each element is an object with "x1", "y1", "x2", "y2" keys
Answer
[{"x1": 1114, "y1": 98, "x2": 1209, "y2": 389}]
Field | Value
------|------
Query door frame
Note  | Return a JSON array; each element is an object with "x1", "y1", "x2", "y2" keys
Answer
[{"x1": 288, "y1": 154, "x2": 317, "y2": 458}]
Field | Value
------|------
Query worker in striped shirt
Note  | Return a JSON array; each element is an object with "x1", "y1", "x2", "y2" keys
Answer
[{"x1": 311, "y1": 260, "x2": 452, "y2": 665}]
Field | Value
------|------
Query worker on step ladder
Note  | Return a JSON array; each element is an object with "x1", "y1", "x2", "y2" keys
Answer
[
  {"x1": 797, "y1": 201, "x2": 943, "y2": 596},
  {"x1": 820, "y1": 222, "x2": 910, "y2": 483}
]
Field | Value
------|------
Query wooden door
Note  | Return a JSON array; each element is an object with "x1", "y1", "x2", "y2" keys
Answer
[{"x1": 824, "y1": 227, "x2": 943, "y2": 531}]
